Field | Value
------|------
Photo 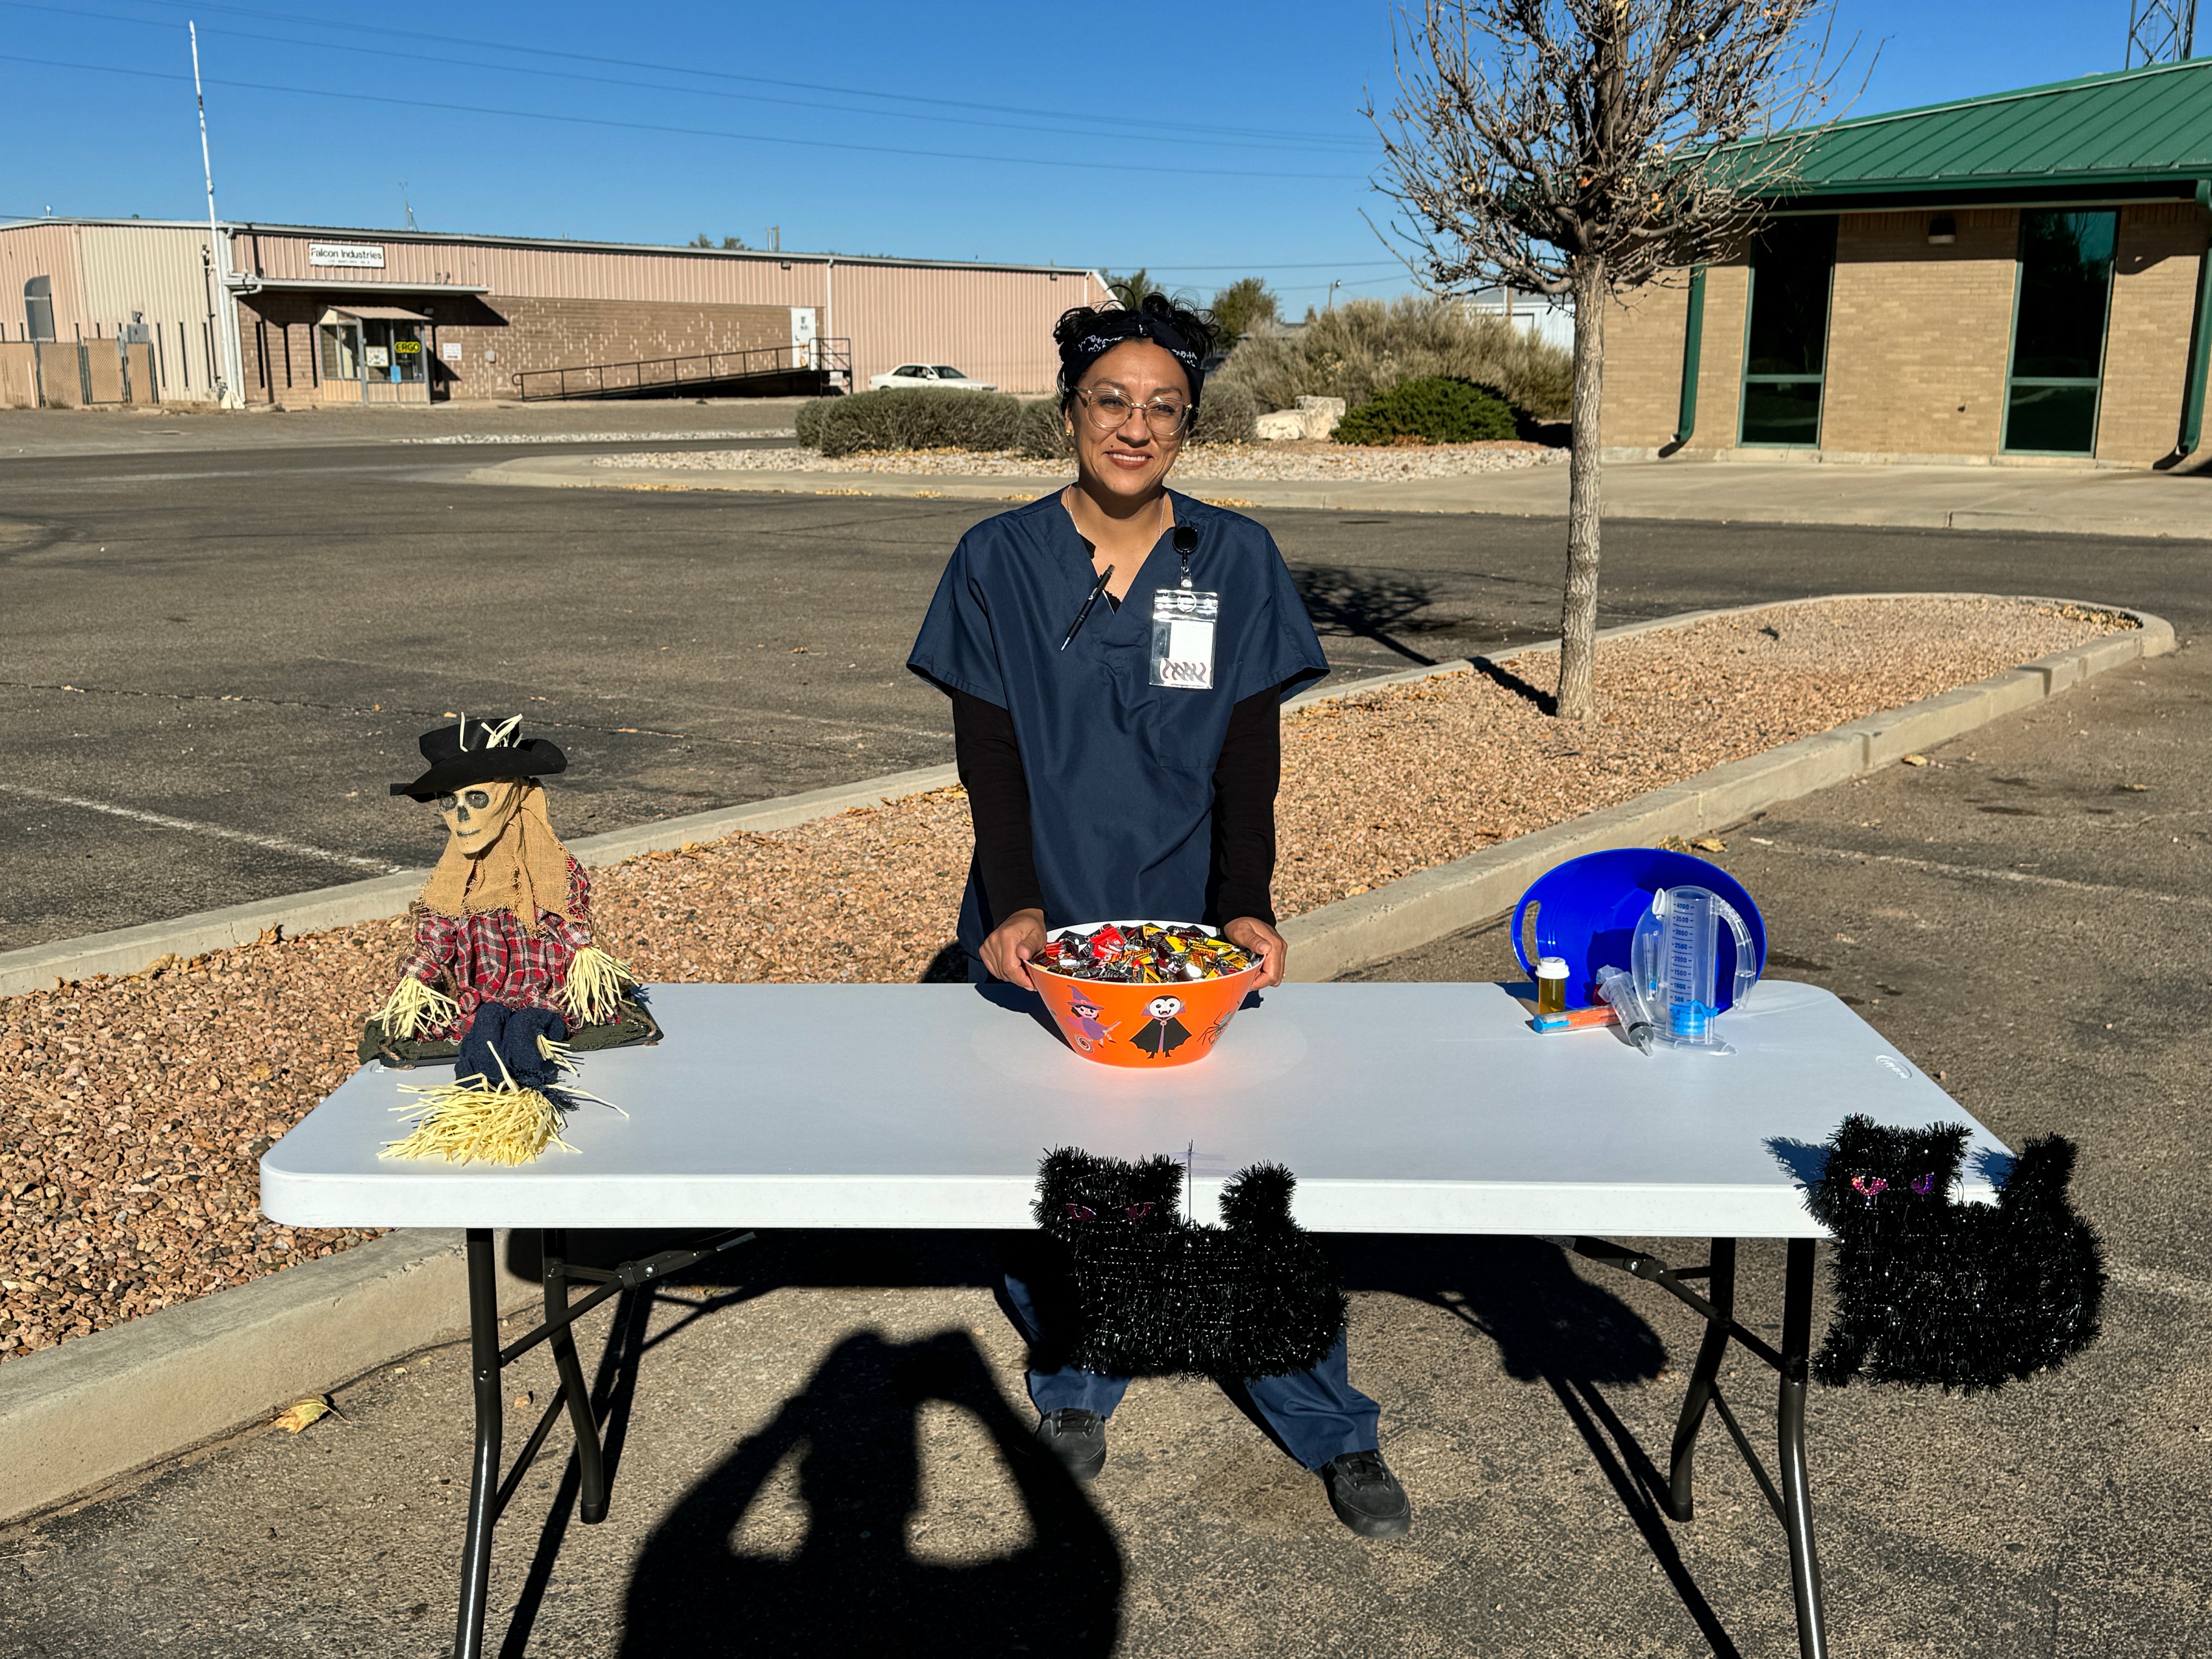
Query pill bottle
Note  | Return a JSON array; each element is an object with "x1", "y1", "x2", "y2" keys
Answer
[{"x1": 1535, "y1": 956, "x2": 1570, "y2": 1017}]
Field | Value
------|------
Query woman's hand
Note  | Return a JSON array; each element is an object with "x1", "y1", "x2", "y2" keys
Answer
[
  {"x1": 981, "y1": 908, "x2": 1049, "y2": 990},
  {"x1": 1221, "y1": 916, "x2": 1288, "y2": 989}
]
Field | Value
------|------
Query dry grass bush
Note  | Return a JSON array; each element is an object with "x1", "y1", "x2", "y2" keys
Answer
[{"x1": 1214, "y1": 296, "x2": 1572, "y2": 421}]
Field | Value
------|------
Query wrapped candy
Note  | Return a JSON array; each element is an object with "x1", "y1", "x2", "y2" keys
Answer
[{"x1": 1033, "y1": 923, "x2": 1257, "y2": 984}]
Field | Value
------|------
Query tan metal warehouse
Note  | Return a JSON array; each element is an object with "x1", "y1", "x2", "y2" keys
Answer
[
  {"x1": 1603, "y1": 60, "x2": 2212, "y2": 469},
  {"x1": 0, "y1": 216, "x2": 1108, "y2": 408}
]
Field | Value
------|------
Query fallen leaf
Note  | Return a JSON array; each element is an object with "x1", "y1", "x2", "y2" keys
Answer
[
  {"x1": 1689, "y1": 836, "x2": 1726, "y2": 853},
  {"x1": 255, "y1": 925, "x2": 285, "y2": 947},
  {"x1": 1900, "y1": 754, "x2": 1929, "y2": 766},
  {"x1": 274, "y1": 1396, "x2": 332, "y2": 1434},
  {"x1": 513, "y1": 1390, "x2": 534, "y2": 1409}
]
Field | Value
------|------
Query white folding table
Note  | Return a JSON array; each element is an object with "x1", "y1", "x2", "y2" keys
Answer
[{"x1": 262, "y1": 979, "x2": 2008, "y2": 1659}]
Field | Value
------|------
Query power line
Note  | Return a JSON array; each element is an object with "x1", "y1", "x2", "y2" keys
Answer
[
  {"x1": 59, "y1": 0, "x2": 1377, "y2": 153},
  {"x1": 0, "y1": 50, "x2": 1369, "y2": 183},
  {"x1": 0, "y1": 0, "x2": 1377, "y2": 158}
]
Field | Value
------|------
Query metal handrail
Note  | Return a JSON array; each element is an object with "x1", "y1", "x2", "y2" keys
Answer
[{"x1": 510, "y1": 337, "x2": 851, "y2": 401}]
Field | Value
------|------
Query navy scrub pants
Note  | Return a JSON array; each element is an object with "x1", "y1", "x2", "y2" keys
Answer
[{"x1": 1001, "y1": 1262, "x2": 1381, "y2": 1472}]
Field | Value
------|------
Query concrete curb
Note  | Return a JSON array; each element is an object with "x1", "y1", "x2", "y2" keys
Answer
[
  {"x1": 1280, "y1": 601, "x2": 2173, "y2": 979},
  {"x1": 0, "y1": 597, "x2": 2161, "y2": 996},
  {"x1": 467, "y1": 451, "x2": 2212, "y2": 540},
  {"x1": 0, "y1": 595, "x2": 2168, "y2": 1526},
  {"x1": 0, "y1": 1230, "x2": 537, "y2": 1525},
  {"x1": 0, "y1": 764, "x2": 960, "y2": 996}
]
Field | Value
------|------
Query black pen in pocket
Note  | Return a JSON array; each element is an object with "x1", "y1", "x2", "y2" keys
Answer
[{"x1": 1060, "y1": 564, "x2": 1114, "y2": 650}]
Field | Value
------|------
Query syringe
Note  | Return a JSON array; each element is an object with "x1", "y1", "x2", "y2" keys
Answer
[{"x1": 1595, "y1": 965, "x2": 1658, "y2": 1055}]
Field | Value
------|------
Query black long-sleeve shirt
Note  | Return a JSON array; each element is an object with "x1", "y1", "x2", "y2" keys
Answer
[{"x1": 951, "y1": 683, "x2": 1283, "y2": 928}]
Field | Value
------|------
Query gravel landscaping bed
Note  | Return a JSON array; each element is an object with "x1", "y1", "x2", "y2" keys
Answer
[
  {"x1": 596, "y1": 438, "x2": 1565, "y2": 482},
  {"x1": 0, "y1": 597, "x2": 2126, "y2": 1362}
]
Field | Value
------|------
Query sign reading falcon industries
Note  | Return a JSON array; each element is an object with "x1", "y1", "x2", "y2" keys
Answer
[{"x1": 308, "y1": 242, "x2": 386, "y2": 269}]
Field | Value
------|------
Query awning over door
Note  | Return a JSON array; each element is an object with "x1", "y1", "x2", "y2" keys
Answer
[{"x1": 317, "y1": 304, "x2": 430, "y2": 324}]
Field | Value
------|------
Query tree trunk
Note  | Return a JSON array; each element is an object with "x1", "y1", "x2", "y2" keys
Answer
[{"x1": 1556, "y1": 258, "x2": 1607, "y2": 720}]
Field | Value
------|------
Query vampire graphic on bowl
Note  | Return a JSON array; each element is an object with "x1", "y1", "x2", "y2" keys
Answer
[{"x1": 1130, "y1": 994, "x2": 1192, "y2": 1059}]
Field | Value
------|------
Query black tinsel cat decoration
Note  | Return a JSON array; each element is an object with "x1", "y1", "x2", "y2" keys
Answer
[
  {"x1": 1807, "y1": 1115, "x2": 2105, "y2": 1393},
  {"x1": 1033, "y1": 1148, "x2": 1346, "y2": 1379}
]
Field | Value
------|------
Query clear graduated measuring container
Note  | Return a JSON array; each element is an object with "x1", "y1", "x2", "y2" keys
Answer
[{"x1": 1631, "y1": 885, "x2": 1759, "y2": 1052}]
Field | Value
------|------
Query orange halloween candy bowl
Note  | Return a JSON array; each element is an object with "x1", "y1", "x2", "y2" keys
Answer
[{"x1": 1029, "y1": 921, "x2": 1263, "y2": 1068}]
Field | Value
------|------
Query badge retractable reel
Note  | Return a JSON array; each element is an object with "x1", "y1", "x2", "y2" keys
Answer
[{"x1": 1151, "y1": 525, "x2": 1220, "y2": 690}]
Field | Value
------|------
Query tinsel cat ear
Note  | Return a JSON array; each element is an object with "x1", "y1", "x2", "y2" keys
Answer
[{"x1": 1219, "y1": 1163, "x2": 1297, "y2": 1231}]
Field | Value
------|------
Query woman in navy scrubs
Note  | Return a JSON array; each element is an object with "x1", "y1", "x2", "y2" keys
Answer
[{"x1": 908, "y1": 295, "x2": 1412, "y2": 1540}]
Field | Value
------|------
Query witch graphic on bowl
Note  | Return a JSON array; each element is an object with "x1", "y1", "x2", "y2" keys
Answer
[
  {"x1": 1066, "y1": 994, "x2": 1121, "y2": 1053},
  {"x1": 1129, "y1": 994, "x2": 1191, "y2": 1059}
]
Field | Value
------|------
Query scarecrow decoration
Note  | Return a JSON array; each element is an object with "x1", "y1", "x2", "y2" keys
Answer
[{"x1": 366, "y1": 716, "x2": 654, "y2": 1165}]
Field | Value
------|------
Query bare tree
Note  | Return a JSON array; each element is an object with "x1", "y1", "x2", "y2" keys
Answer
[{"x1": 1372, "y1": 2, "x2": 1845, "y2": 718}]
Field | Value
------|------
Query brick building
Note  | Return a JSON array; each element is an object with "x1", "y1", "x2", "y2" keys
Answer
[
  {"x1": 1604, "y1": 60, "x2": 2212, "y2": 467},
  {"x1": 0, "y1": 217, "x2": 1106, "y2": 408}
]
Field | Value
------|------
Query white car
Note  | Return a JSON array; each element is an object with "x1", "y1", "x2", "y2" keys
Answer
[{"x1": 868, "y1": 362, "x2": 997, "y2": 391}]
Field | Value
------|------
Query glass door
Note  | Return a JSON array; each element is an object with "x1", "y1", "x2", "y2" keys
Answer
[
  {"x1": 1739, "y1": 216, "x2": 1837, "y2": 447},
  {"x1": 2003, "y1": 211, "x2": 2117, "y2": 455}
]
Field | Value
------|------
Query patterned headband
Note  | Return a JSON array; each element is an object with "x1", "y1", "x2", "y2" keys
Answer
[{"x1": 1067, "y1": 318, "x2": 1202, "y2": 393}]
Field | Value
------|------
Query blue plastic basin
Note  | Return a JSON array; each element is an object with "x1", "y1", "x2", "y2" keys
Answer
[{"x1": 1512, "y1": 848, "x2": 1766, "y2": 1012}]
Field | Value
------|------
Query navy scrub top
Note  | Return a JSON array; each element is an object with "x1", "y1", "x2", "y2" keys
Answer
[{"x1": 908, "y1": 489, "x2": 1328, "y2": 954}]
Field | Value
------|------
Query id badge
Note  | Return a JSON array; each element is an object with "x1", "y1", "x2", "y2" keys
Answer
[{"x1": 1149, "y1": 587, "x2": 1219, "y2": 690}]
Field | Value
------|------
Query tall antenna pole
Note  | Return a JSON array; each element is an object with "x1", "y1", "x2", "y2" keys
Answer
[
  {"x1": 2127, "y1": 0, "x2": 2198, "y2": 66},
  {"x1": 191, "y1": 21, "x2": 243, "y2": 408}
]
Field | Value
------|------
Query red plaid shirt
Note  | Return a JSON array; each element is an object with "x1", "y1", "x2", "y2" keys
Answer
[{"x1": 398, "y1": 857, "x2": 594, "y2": 1037}]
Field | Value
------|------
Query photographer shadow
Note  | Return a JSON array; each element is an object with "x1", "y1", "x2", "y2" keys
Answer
[
  {"x1": 1341, "y1": 1233, "x2": 1746, "y2": 1659},
  {"x1": 618, "y1": 1328, "x2": 1122, "y2": 1658}
]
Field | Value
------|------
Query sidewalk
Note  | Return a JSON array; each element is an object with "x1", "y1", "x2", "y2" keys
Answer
[{"x1": 481, "y1": 447, "x2": 2212, "y2": 540}]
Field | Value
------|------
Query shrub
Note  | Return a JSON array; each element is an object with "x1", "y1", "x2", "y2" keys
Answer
[
  {"x1": 794, "y1": 397, "x2": 836, "y2": 448},
  {"x1": 1213, "y1": 295, "x2": 1571, "y2": 423},
  {"x1": 1192, "y1": 380, "x2": 1258, "y2": 446},
  {"x1": 811, "y1": 387, "x2": 1025, "y2": 457},
  {"x1": 1015, "y1": 397, "x2": 1072, "y2": 461},
  {"x1": 1333, "y1": 377, "x2": 1519, "y2": 445}
]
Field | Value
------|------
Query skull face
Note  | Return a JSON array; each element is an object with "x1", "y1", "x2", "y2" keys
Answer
[
  {"x1": 1145, "y1": 995, "x2": 1185, "y2": 1020},
  {"x1": 437, "y1": 778, "x2": 521, "y2": 850}
]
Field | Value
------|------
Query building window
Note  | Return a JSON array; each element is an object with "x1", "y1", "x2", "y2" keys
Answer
[
  {"x1": 2003, "y1": 210, "x2": 2116, "y2": 456},
  {"x1": 1738, "y1": 216, "x2": 1836, "y2": 447},
  {"x1": 317, "y1": 316, "x2": 426, "y2": 382},
  {"x1": 23, "y1": 275, "x2": 54, "y2": 342}
]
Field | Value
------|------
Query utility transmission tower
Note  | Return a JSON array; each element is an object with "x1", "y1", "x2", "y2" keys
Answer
[{"x1": 2127, "y1": 0, "x2": 2198, "y2": 65}]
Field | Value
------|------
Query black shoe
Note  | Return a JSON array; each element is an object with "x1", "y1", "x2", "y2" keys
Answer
[
  {"x1": 1034, "y1": 1408, "x2": 1107, "y2": 1483},
  {"x1": 1322, "y1": 1449, "x2": 1412, "y2": 1538}
]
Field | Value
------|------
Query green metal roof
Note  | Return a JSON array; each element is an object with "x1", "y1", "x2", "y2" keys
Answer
[{"x1": 1755, "y1": 57, "x2": 2212, "y2": 202}]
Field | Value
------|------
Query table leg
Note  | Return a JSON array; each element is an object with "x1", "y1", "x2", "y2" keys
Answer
[
  {"x1": 1778, "y1": 1237, "x2": 1828, "y2": 1659},
  {"x1": 541, "y1": 1228, "x2": 609, "y2": 1525},
  {"x1": 455, "y1": 1226, "x2": 505, "y2": 1659},
  {"x1": 1666, "y1": 1237, "x2": 1736, "y2": 1523}
]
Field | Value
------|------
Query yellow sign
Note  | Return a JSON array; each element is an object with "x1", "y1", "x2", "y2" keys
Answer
[{"x1": 393, "y1": 338, "x2": 421, "y2": 355}]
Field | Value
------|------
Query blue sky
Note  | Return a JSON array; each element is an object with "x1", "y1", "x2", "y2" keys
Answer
[{"x1": 0, "y1": 1, "x2": 2172, "y2": 310}]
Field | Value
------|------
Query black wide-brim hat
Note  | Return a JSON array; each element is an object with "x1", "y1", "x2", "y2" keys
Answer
[{"x1": 391, "y1": 716, "x2": 567, "y2": 801}]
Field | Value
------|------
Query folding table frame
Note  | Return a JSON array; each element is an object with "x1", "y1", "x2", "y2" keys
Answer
[{"x1": 443, "y1": 1225, "x2": 1826, "y2": 1659}]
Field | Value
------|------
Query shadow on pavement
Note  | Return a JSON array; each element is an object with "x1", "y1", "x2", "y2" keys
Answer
[
  {"x1": 618, "y1": 1328, "x2": 1121, "y2": 1657},
  {"x1": 1293, "y1": 564, "x2": 1443, "y2": 665},
  {"x1": 1341, "y1": 1235, "x2": 1746, "y2": 1659}
]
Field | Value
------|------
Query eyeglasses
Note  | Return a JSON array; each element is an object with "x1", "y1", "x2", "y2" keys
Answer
[
  {"x1": 1073, "y1": 386, "x2": 1192, "y2": 438},
  {"x1": 437, "y1": 788, "x2": 494, "y2": 811}
]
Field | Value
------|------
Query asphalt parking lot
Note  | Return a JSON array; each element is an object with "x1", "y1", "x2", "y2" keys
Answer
[
  {"x1": 7, "y1": 646, "x2": 2205, "y2": 1659},
  {"x1": 3, "y1": 426, "x2": 2207, "y2": 950}
]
